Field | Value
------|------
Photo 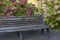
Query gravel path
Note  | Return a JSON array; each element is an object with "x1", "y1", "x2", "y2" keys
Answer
[{"x1": 0, "y1": 29, "x2": 60, "y2": 40}]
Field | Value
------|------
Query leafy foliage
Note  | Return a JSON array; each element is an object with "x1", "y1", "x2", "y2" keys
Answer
[
  {"x1": 0, "y1": 0, "x2": 39, "y2": 17},
  {"x1": 42, "y1": 0, "x2": 60, "y2": 28}
]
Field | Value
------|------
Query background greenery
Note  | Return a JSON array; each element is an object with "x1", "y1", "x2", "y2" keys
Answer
[{"x1": 42, "y1": 0, "x2": 60, "y2": 29}]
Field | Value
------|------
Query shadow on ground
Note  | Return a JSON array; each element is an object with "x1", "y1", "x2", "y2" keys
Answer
[{"x1": 0, "y1": 29, "x2": 60, "y2": 40}]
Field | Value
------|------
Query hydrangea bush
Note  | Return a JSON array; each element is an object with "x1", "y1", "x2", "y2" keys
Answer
[
  {"x1": 0, "y1": 0, "x2": 39, "y2": 17},
  {"x1": 42, "y1": 0, "x2": 60, "y2": 28}
]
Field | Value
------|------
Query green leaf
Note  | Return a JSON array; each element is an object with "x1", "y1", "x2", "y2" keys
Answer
[
  {"x1": 58, "y1": 1, "x2": 60, "y2": 6},
  {"x1": 0, "y1": 5, "x2": 5, "y2": 10},
  {"x1": 48, "y1": 9, "x2": 54, "y2": 16},
  {"x1": 0, "y1": 12, "x2": 2, "y2": 16},
  {"x1": 46, "y1": 3, "x2": 54, "y2": 8}
]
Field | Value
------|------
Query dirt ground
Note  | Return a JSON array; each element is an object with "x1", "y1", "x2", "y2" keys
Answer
[{"x1": 0, "y1": 29, "x2": 60, "y2": 40}]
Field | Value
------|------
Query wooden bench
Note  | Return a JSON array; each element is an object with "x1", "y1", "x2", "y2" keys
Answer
[{"x1": 0, "y1": 15, "x2": 50, "y2": 40}]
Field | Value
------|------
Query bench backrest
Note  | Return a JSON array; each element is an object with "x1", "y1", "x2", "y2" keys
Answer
[{"x1": 0, "y1": 15, "x2": 44, "y2": 27}]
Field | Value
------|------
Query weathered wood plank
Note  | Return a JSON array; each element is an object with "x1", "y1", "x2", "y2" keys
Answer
[
  {"x1": 0, "y1": 15, "x2": 50, "y2": 32},
  {"x1": 0, "y1": 25, "x2": 49, "y2": 32}
]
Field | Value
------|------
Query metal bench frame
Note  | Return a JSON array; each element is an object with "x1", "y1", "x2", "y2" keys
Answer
[{"x1": 0, "y1": 15, "x2": 50, "y2": 40}]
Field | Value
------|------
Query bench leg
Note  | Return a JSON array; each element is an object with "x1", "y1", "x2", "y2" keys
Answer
[
  {"x1": 41, "y1": 29, "x2": 44, "y2": 34},
  {"x1": 41, "y1": 28, "x2": 50, "y2": 34},
  {"x1": 17, "y1": 32, "x2": 23, "y2": 40},
  {"x1": 46, "y1": 28, "x2": 50, "y2": 34}
]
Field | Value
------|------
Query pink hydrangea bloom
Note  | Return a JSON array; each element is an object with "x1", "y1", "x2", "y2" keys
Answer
[
  {"x1": 5, "y1": 5, "x2": 9, "y2": 10},
  {"x1": 20, "y1": 2, "x2": 24, "y2": 5},
  {"x1": 0, "y1": 1, "x2": 2, "y2": 6},
  {"x1": 20, "y1": 8, "x2": 24, "y2": 13},
  {"x1": 20, "y1": 0, "x2": 27, "y2": 5},
  {"x1": 14, "y1": 1, "x2": 17, "y2": 5},
  {"x1": 27, "y1": 6, "x2": 31, "y2": 10},
  {"x1": 22, "y1": 0, "x2": 27, "y2": 3},
  {"x1": 2, "y1": 11, "x2": 7, "y2": 17},
  {"x1": 27, "y1": 12, "x2": 31, "y2": 16},
  {"x1": 13, "y1": 8, "x2": 17, "y2": 13},
  {"x1": 27, "y1": 6, "x2": 33, "y2": 12},
  {"x1": 42, "y1": 0, "x2": 46, "y2": 4},
  {"x1": 47, "y1": 0, "x2": 52, "y2": 3},
  {"x1": 9, "y1": 6, "x2": 13, "y2": 10},
  {"x1": 27, "y1": 10, "x2": 32, "y2": 16},
  {"x1": 8, "y1": 11, "x2": 13, "y2": 16},
  {"x1": 27, "y1": 5, "x2": 33, "y2": 16}
]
